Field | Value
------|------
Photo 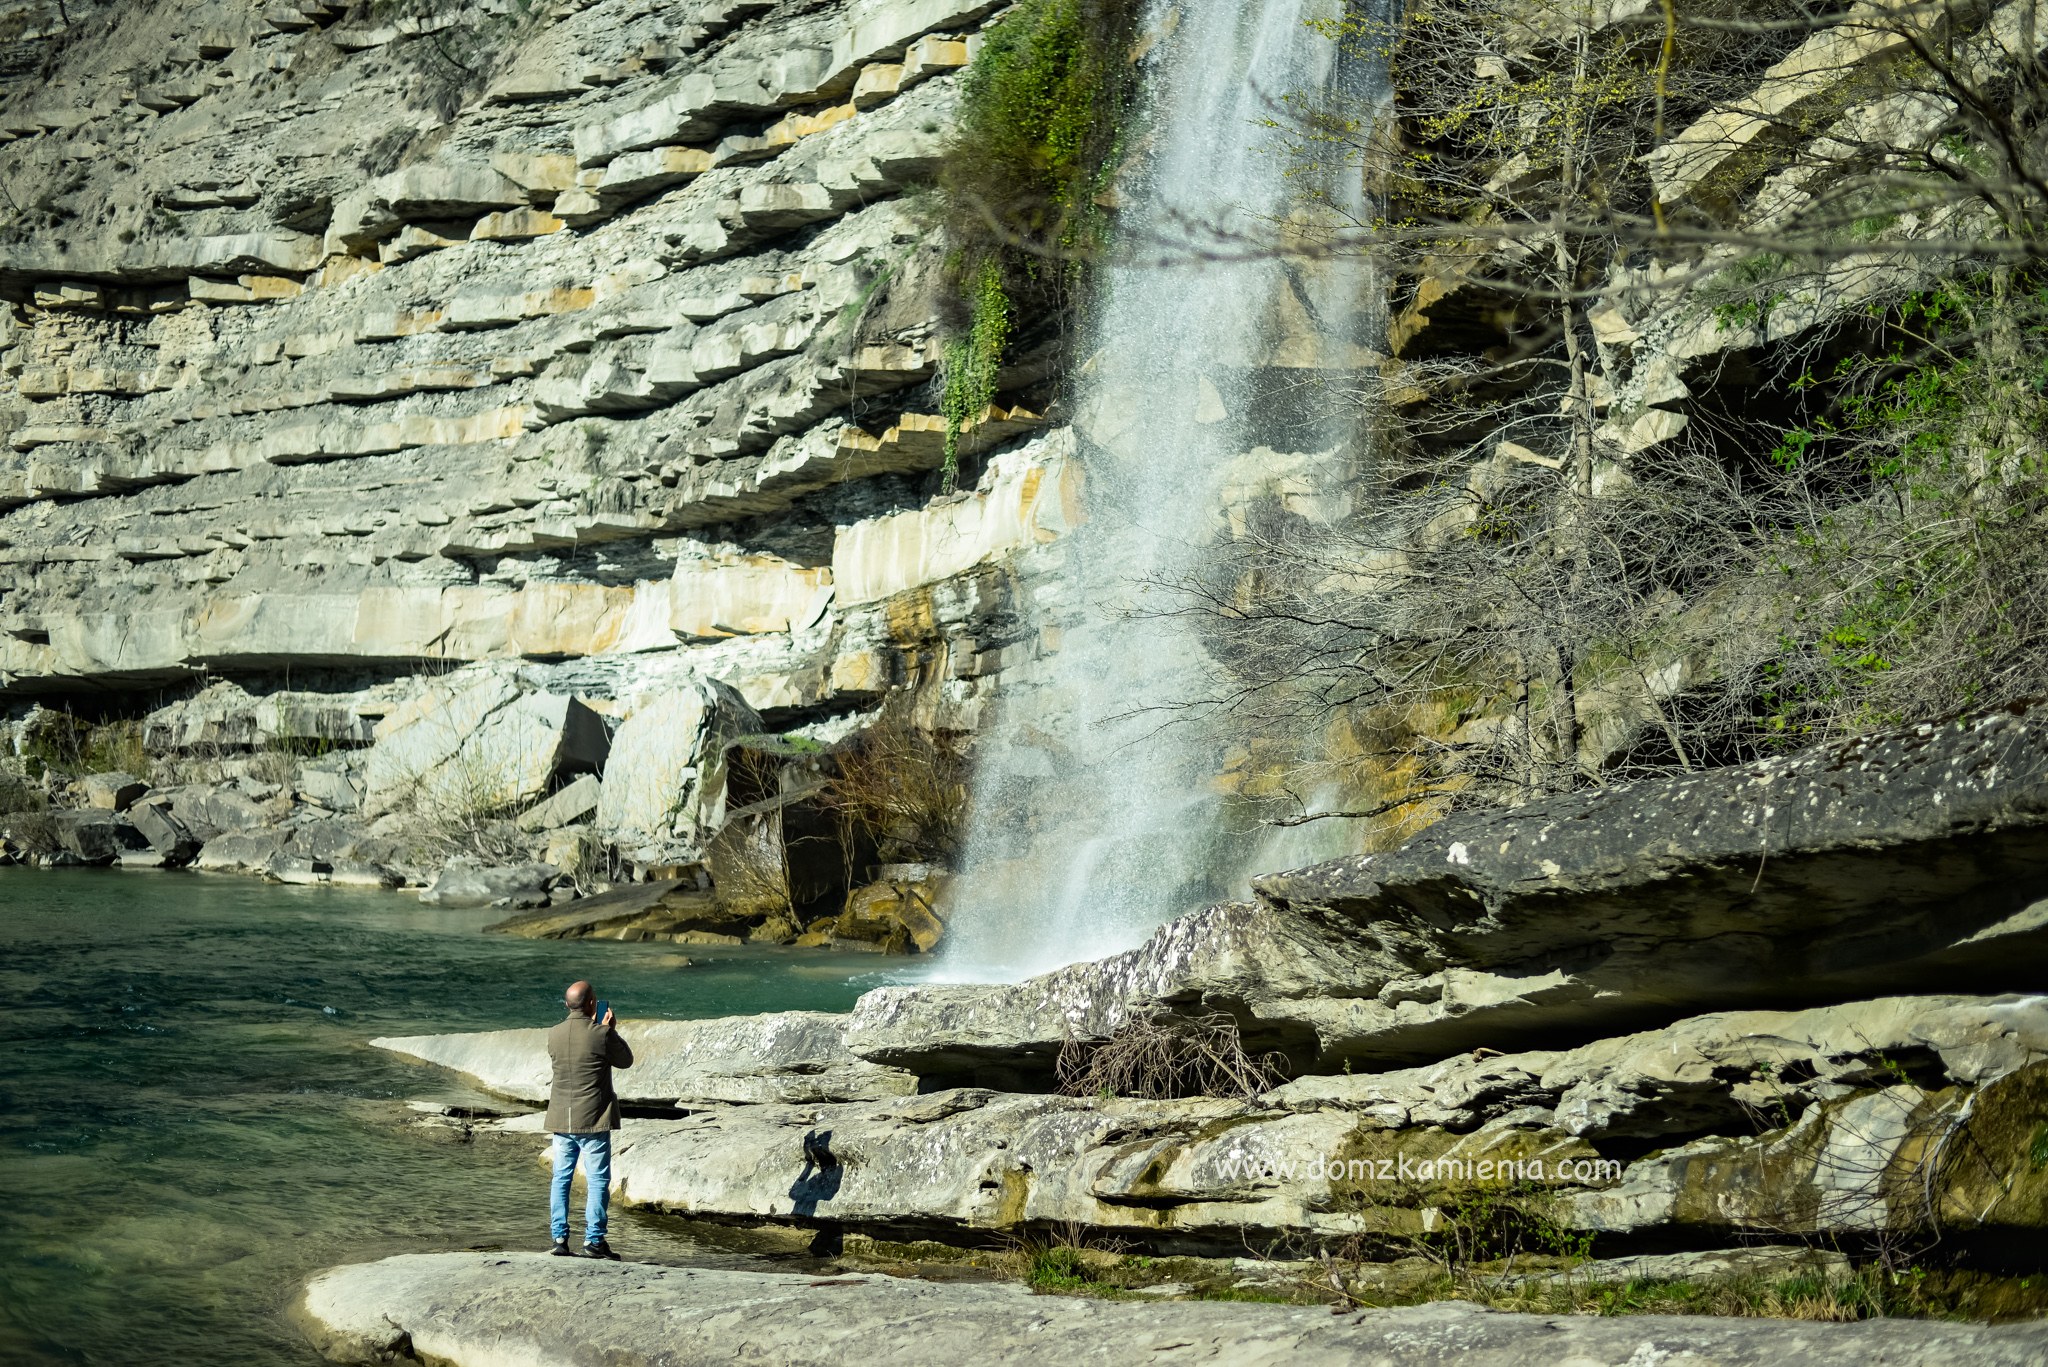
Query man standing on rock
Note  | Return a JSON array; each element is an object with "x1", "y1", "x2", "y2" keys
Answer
[{"x1": 546, "y1": 980, "x2": 634, "y2": 1260}]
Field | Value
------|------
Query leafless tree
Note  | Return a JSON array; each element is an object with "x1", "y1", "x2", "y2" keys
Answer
[{"x1": 1145, "y1": 0, "x2": 2048, "y2": 823}]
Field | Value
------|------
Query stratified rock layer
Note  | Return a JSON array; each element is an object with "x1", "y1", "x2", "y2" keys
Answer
[
  {"x1": 848, "y1": 708, "x2": 2048, "y2": 1074},
  {"x1": 549, "y1": 995, "x2": 2048, "y2": 1247},
  {"x1": 296, "y1": 1254, "x2": 2048, "y2": 1367}
]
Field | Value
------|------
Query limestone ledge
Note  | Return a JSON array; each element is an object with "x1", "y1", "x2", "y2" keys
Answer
[
  {"x1": 297, "y1": 1255, "x2": 2048, "y2": 1367},
  {"x1": 374, "y1": 1010, "x2": 917, "y2": 1109},
  {"x1": 0, "y1": 430, "x2": 1071, "y2": 694}
]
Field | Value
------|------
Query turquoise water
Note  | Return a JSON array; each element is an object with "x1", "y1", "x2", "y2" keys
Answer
[{"x1": 0, "y1": 870, "x2": 875, "y2": 1366}]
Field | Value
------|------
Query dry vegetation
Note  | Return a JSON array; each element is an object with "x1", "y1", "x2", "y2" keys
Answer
[
  {"x1": 1157, "y1": 0, "x2": 2048, "y2": 818},
  {"x1": 1055, "y1": 1012, "x2": 1288, "y2": 1101}
]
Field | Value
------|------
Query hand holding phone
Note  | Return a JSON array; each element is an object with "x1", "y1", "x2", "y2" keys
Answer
[{"x1": 596, "y1": 999, "x2": 613, "y2": 1029}]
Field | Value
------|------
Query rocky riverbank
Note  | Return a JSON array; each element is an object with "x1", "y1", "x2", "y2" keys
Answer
[
  {"x1": 338, "y1": 711, "x2": 2048, "y2": 1354},
  {"x1": 0, "y1": 674, "x2": 952, "y2": 953}
]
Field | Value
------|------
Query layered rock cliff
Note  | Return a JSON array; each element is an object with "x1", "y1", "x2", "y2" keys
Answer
[{"x1": 0, "y1": 0, "x2": 1081, "y2": 915}]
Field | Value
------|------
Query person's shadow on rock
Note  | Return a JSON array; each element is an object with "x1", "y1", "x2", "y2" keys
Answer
[{"x1": 789, "y1": 1129, "x2": 842, "y2": 1217}]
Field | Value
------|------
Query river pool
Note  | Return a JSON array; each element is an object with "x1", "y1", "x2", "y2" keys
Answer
[{"x1": 0, "y1": 869, "x2": 878, "y2": 1365}]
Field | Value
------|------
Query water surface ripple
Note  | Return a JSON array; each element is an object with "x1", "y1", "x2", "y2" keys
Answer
[{"x1": 0, "y1": 870, "x2": 868, "y2": 1366}]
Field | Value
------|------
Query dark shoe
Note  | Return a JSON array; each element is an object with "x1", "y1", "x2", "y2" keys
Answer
[
  {"x1": 550, "y1": 1238, "x2": 572, "y2": 1256},
  {"x1": 582, "y1": 1239, "x2": 620, "y2": 1261}
]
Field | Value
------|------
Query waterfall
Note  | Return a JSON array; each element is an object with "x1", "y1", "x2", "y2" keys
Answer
[{"x1": 939, "y1": 0, "x2": 1383, "y2": 982}]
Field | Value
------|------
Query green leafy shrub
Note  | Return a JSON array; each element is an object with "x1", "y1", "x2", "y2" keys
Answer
[
  {"x1": 935, "y1": 0, "x2": 1142, "y2": 486},
  {"x1": 19, "y1": 711, "x2": 149, "y2": 781},
  {"x1": 1755, "y1": 273, "x2": 2048, "y2": 742},
  {"x1": 941, "y1": 0, "x2": 1139, "y2": 266}
]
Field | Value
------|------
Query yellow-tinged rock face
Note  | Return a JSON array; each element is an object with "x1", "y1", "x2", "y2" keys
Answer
[{"x1": 832, "y1": 439, "x2": 1080, "y2": 606}]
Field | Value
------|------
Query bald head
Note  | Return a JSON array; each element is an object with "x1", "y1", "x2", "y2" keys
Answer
[{"x1": 565, "y1": 980, "x2": 594, "y2": 1015}]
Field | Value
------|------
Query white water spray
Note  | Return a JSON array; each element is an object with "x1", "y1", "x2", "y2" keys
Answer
[{"x1": 940, "y1": 0, "x2": 1382, "y2": 981}]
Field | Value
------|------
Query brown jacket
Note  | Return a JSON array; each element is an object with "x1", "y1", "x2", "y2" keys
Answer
[{"x1": 544, "y1": 1010, "x2": 634, "y2": 1133}]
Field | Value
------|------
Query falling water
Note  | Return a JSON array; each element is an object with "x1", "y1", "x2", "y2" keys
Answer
[{"x1": 940, "y1": 0, "x2": 1384, "y2": 981}]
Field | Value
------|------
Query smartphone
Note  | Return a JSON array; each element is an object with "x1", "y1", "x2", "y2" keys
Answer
[{"x1": 595, "y1": 999, "x2": 611, "y2": 1024}]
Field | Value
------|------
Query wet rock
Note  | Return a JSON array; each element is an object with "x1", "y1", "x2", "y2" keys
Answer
[
  {"x1": 418, "y1": 859, "x2": 561, "y2": 909},
  {"x1": 835, "y1": 866, "x2": 948, "y2": 953},
  {"x1": 374, "y1": 1011, "x2": 915, "y2": 1106},
  {"x1": 113, "y1": 848, "x2": 171, "y2": 870},
  {"x1": 850, "y1": 710, "x2": 2048, "y2": 1075},
  {"x1": 327, "y1": 861, "x2": 403, "y2": 889},
  {"x1": 483, "y1": 877, "x2": 743, "y2": 941},
  {"x1": 296, "y1": 1253, "x2": 2048, "y2": 1366}
]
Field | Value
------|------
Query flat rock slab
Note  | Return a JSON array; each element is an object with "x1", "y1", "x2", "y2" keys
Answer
[
  {"x1": 482, "y1": 877, "x2": 721, "y2": 939},
  {"x1": 374, "y1": 1011, "x2": 916, "y2": 1107},
  {"x1": 298, "y1": 1253, "x2": 2048, "y2": 1366}
]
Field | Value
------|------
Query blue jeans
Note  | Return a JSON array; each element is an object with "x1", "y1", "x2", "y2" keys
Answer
[{"x1": 549, "y1": 1132, "x2": 613, "y2": 1245}]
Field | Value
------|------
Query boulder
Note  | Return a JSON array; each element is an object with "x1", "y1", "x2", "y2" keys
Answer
[
  {"x1": 143, "y1": 680, "x2": 387, "y2": 753},
  {"x1": 194, "y1": 829, "x2": 289, "y2": 874},
  {"x1": 538, "y1": 826, "x2": 600, "y2": 884},
  {"x1": 53, "y1": 811, "x2": 148, "y2": 863},
  {"x1": 514, "y1": 773, "x2": 602, "y2": 833},
  {"x1": 128, "y1": 800, "x2": 200, "y2": 862},
  {"x1": 287, "y1": 817, "x2": 372, "y2": 865},
  {"x1": 596, "y1": 679, "x2": 758, "y2": 864},
  {"x1": 835, "y1": 866, "x2": 948, "y2": 953},
  {"x1": 418, "y1": 859, "x2": 560, "y2": 909},
  {"x1": 169, "y1": 784, "x2": 285, "y2": 839},
  {"x1": 328, "y1": 861, "x2": 403, "y2": 889},
  {"x1": 82, "y1": 771, "x2": 147, "y2": 811},
  {"x1": 373, "y1": 1011, "x2": 915, "y2": 1107},
  {"x1": 296, "y1": 760, "x2": 364, "y2": 813},
  {"x1": 853, "y1": 708, "x2": 2048, "y2": 1075},
  {"x1": 297, "y1": 1254, "x2": 2048, "y2": 1367},
  {"x1": 364, "y1": 669, "x2": 609, "y2": 820}
]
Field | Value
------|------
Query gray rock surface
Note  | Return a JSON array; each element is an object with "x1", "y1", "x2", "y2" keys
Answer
[
  {"x1": 849, "y1": 709, "x2": 2048, "y2": 1074},
  {"x1": 375, "y1": 1010, "x2": 915, "y2": 1107},
  {"x1": 433, "y1": 995, "x2": 2044, "y2": 1246},
  {"x1": 53, "y1": 811, "x2": 147, "y2": 863},
  {"x1": 601, "y1": 1087, "x2": 1379, "y2": 1241},
  {"x1": 296, "y1": 1254, "x2": 2048, "y2": 1366},
  {"x1": 417, "y1": 859, "x2": 561, "y2": 909},
  {"x1": 127, "y1": 799, "x2": 199, "y2": 861},
  {"x1": 192, "y1": 828, "x2": 288, "y2": 874},
  {"x1": 1266, "y1": 993, "x2": 2048, "y2": 1138},
  {"x1": 81, "y1": 771, "x2": 146, "y2": 810},
  {"x1": 515, "y1": 773, "x2": 603, "y2": 833}
]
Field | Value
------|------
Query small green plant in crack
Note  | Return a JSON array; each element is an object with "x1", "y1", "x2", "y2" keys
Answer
[{"x1": 940, "y1": 254, "x2": 1011, "y2": 491}]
